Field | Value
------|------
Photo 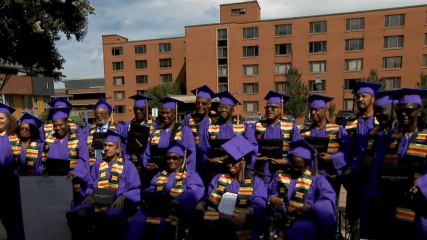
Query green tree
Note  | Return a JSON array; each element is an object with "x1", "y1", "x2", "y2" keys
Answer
[
  {"x1": 364, "y1": 69, "x2": 386, "y2": 90},
  {"x1": 284, "y1": 68, "x2": 309, "y2": 118},
  {"x1": 417, "y1": 74, "x2": 427, "y2": 116},
  {"x1": 328, "y1": 103, "x2": 336, "y2": 118},
  {"x1": 0, "y1": 0, "x2": 95, "y2": 79},
  {"x1": 147, "y1": 81, "x2": 183, "y2": 110}
]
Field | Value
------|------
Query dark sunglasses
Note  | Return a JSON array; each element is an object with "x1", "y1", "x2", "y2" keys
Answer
[{"x1": 165, "y1": 156, "x2": 180, "y2": 160}]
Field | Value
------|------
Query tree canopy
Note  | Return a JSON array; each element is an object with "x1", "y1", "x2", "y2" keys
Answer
[
  {"x1": 147, "y1": 81, "x2": 183, "y2": 110},
  {"x1": 364, "y1": 69, "x2": 386, "y2": 91},
  {"x1": 417, "y1": 74, "x2": 427, "y2": 116},
  {"x1": 0, "y1": 0, "x2": 95, "y2": 79},
  {"x1": 284, "y1": 68, "x2": 309, "y2": 118}
]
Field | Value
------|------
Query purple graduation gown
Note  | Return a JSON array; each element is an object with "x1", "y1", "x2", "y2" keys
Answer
[
  {"x1": 346, "y1": 116, "x2": 377, "y2": 168},
  {"x1": 141, "y1": 125, "x2": 196, "y2": 172},
  {"x1": 122, "y1": 119, "x2": 157, "y2": 162},
  {"x1": 0, "y1": 133, "x2": 16, "y2": 180},
  {"x1": 268, "y1": 173, "x2": 337, "y2": 240},
  {"x1": 184, "y1": 113, "x2": 211, "y2": 171},
  {"x1": 18, "y1": 141, "x2": 44, "y2": 176},
  {"x1": 125, "y1": 170, "x2": 204, "y2": 240},
  {"x1": 40, "y1": 123, "x2": 83, "y2": 142}
]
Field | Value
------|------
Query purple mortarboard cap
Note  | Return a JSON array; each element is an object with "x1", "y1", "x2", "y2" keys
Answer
[
  {"x1": 354, "y1": 81, "x2": 381, "y2": 96},
  {"x1": 167, "y1": 140, "x2": 191, "y2": 157},
  {"x1": 158, "y1": 97, "x2": 184, "y2": 110},
  {"x1": 221, "y1": 135, "x2": 255, "y2": 162},
  {"x1": 191, "y1": 85, "x2": 216, "y2": 100},
  {"x1": 50, "y1": 107, "x2": 71, "y2": 121},
  {"x1": 103, "y1": 129, "x2": 125, "y2": 145},
  {"x1": 0, "y1": 103, "x2": 15, "y2": 114},
  {"x1": 289, "y1": 140, "x2": 316, "y2": 160},
  {"x1": 308, "y1": 94, "x2": 334, "y2": 108},
  {"x1": 374, "y1": 90, "x2": 399, "y2": 107},
  {"x1": 393, "y1": 88, "x2": 427, "y2": 106},
  {"x1": 217, "y1": 91, "x2": 241, "y2": 106},
  {"x1": 129, "y1": 94, "x2": 153, "y2": 108},
  {"x1": 93, "y1": 98, "x2": 114, "y2": 112},
  {"x1": 48, "y1": 97, "x2": 72, "y2": 108},
  {"x1": 20, "y1": 112, "x2": 44, "y2": 129},
  {"x1": 264, "y1": 91, "x2": 291, "y2": 105}
]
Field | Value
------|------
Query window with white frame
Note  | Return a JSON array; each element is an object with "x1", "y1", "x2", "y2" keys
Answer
[
  {"x1": 115, "y1": 105, "x2": 126, "y2": 114},
  {"x1": 344, "y1": 99, "x2": 354, "y2": 111},
  {"x1": 345, "y1": 59, "x2": 363, "y2": 71},
  {"x1": 384, "y1": 77, "x2": 401, "y2": 89},
  {"x1": 217, "y1": 29, "x2": 227, "y2": 40},
  {"x1": 275, "y1": 63, "x2": 291, "y2": 75},
  {"x1": 275, "y1": 24, "x2": 292, "y2": 36},
  {"x1": 160, "y1": 74, "x2": 172, "y2": 83},
  {"x1": 275, "y1": 82, "x2": 287, "y2": 93},
  {"x1": 243, "y1": 101, "x2": 259, "y2": 112},
  {"x1": 243, "y1": 46, "x2": 258, "y2": 57},
  {"x1": 423, "y1": 55, "x2": 427, "y2": 67},
  {"x1": 136, "y1": 75, "x2": 148, "y2": 84},
  {"x1": 275, "y1": 44, "x2": 291, "y2": 55},
  {"x1": 384, "y1": 36, "x2": 404, "y2": 49},
  {"x1": 218, "y1": 47, "x2": 227, "y2": 58},
  {"x1": 112, "y1": 47, "x2": 123, "y2": 56},
  {"x1": 159, "y1": 43, "x2": 171, "y2": 53},
  {"x1": 309, "y1": 41, "x2": 327, "y2": 53},
  {"x1": 385, "y1": 14, "x2": 405, "y2": 28},
  {"x1": 218, "y1": 65, "x2": 228, "y2": 77},
  {"x1": 136, "y1": 60, "x2": 147, "y2": 69},
  {"x1": 309, "y1": 21, "x2": 327, "y2": 34},
  {"x1": 135, "y1": 45, "x2": 146, "y2": 54},
  {"x1": 346, "y1": 18, "x2": 364, "y2": 31},
  {"x1": 308, "y1": 80, "x2": 326, "y2": 91},
  {"x1": 112, "y1": 62, "x2": 124, "y2": 71},
  {"x1": 243, "y1": 83, "x2": 259, "y2": 94},
  {"x1": 345, "y1": 39, "x2": 364, "y2": 51},
  {"x1": 159, "y1": 59, "x2": 172, "y2": 68},
  {"x1": 243, "y1": 65, "x2": 258, "y2": 76},
  {"x1": 382, "y1": 57, "x2": 402, "y2": 69},
  {"x1": 113, "y1": 76, "x2": 124, "y2": 86},
  {"x1": 243, "y1": 27, "x2": 258, "y2": 39},
  {"x1": 308, "y1": 61, "x2": 326, "y2": 73},
  {"x1": 344, "y1": 79, "x2": 360, "y2": 91},
  {"x1": 114, "y1": 91, "x2": 125, "y2": 100}
]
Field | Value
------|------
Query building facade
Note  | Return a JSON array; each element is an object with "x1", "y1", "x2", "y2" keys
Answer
[{"x1": 103, "y1": 1, "x2": 427, "y2": 122}]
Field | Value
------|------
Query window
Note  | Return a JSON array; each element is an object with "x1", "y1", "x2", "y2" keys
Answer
[
  {"x1": 159, "y1": 43, "x2": 171, "y2": 53},
  {"x1": 309, "y1": 61, "x2": 326, "y2": 73},
  {"x1": 345, "y1": 39, "x2": 364, "y2": 51},
  {"x1": 243, "y1": 27, "x2": 258, "y2": 39},
  {"x1": 344, "y1": 99, "x2": 354, "y2": 111},
  {"x1": 43, "y1": 96, "x2": 50, "y2": 112},
  {"x1": 21, "y1": 96, "x2": 25, "y2": 112},
  {"x1": 275, "y1": 82, "x2": 287, "y2": 93},
  {"x1": 218, "y1": 29, "x2": 227, "y2": 40},
  {"x1": 218, "y1": 47, "x2": 227, "y2": 58},
  {"x1": 243, "y1": 46, "x2": 259, "y2": 57},
  {"x1": 136, "y1": 75, "x2": 148, "y2": 84},
  {"x1": 4, "y1": 95, "x2": 13, "y2": 108},
  {"x1": 231, "y1": 9, "x2": 240, "y2": 15},
  {"x1": 27, "y1": 96, "x2": 33, "y2": 114},
  {"x1": 114, "y1": 91, "x2": 125, "y2": 100},
  {"x1": 115, "y1": 105, "x2": 126, "y2": 114},
  {"x1": 136, "y1": 60, "x2": 147, "y2": 69},
  {"x1": 112, "y1": 62, "x2": 123, "y2": 71},
  {"x1": 243, "y1": 83, "x2": 259, "y2": 94},
  {"x1": 218, "y1": 65, "x2": 228, "y2": 77},
  {"x1": 344, "y1": 79, "x2": 360, "y2": 90},
  {"x1": 160, "y1": 74, "x2": 172, "y2": 83},
  {"x1": 218, "y1": 83, "x2": 228, "y2": 92},
  {"x1": 309, "y1": 21, "x2": 327, "y2": 34},
  {"x1": 309, "y1": 80, "x2": 326, "y2": 91},
  {"x1": 346, "y1": 18, "x2": 364, "y2": 31},
  {"x1": 243, "y1": 101, "x2": 259, "y2": 112},
  {"x1": 384, "y1": 36, "x2": 404, "y2": 49},
  {"x1": 135, "y1": 45, "x2": 146, "y2": 54},
  {"x1": 425, "y1": 34, "x2": 427, "y2": 46},
  {"x1": 309, "y1": 41, "x2": 327, "y2": 53},
  {"x1": 345, "y1": 59, "x2": 363, "y2": 71},
  {"x1": 33, "y1": 97, "x2": 39, "y2": 117},
  {"x1": 113, "y1": 76, "x2": 124, "y2": 86},
  {"x1": 243, "y1": 65, "x2": 259, "y2": 76},
  {"x1": 112, "y1": 47, "x2": 123, "y2": 56},
  {"x1": 384, "y1": 77, "x2": 401, "y2": 89},
  {"x1": 275, "y1": 24, "x2": 292, "y2": 36},
  {"x1": 385, "y1": 14, "x2": 405, "y2": 28},
  {"x1": 137, "y1": 90, "x2": 148, "y2": 95},
  {"x1": 275, "y1": 44, "x2": 292, "y2": 55},
  {"x1": 160, "y1": 59, "x2": 172, "y2": 68},
  {"x1": 424, "y1": 55, "x2": 427, "y2": 67},
  {"x1": 275, "y1": 63, "x2": 291, "y2": 75},
  {"x1": 382, "y1": 57, "x2": 402, "y2": 69}
]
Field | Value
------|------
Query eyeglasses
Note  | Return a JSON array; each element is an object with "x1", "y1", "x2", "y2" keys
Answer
[
  {"x1": 20, "y1": 127, "x2": 30, "y2": 131},
  {"x1": 165, "y1": 156, "x2": 180, "y2": 160},
  {"x1": 218, "y1": 105, "x2": 232, "y2": 111},
  {"x1": 264, "y1": 105, "x2": 281, "y2": 111}
]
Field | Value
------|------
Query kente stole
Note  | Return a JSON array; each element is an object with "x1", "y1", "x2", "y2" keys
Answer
[
  {"x1": 255, "y1": 117, "x2": 293, "y2": 157},
  {"x1": 11, "y1": 136, "x2": 40, "y2": 175},
  {"x1": 300, "y1": 123, "x2": 340, "y2": 154},
  {"x1": 208, "y1": 122, "x2": 246, "y2": 140},
  {"x1": 86, "y1": 122, "x2": 117, "y2": 166}
]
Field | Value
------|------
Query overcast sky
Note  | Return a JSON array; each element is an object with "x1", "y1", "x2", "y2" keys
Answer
[{"x1": 58, "y1": 0, "x2": 427, "y2": 80}]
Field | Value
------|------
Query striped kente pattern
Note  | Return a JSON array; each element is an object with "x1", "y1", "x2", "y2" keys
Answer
[
  {"x1": 255, "y1": 117, "x2": 293, "y2": 157},
  {"x1": 44, "y1": 118, "x2": 77, "y2": 138},
  {"x1": 188, "y1": 114, "x2": 212, "y2": 146},
  {"x1": 208, "y1": 123, "x2": 246, "y2": 140},
  {"x1": 300, "y1": 123, "x2": 340, "y2": 154},
  {"x1": 150, "y1": 125, "x2": 183, "y2": 145},
  {"x1": 94, "y1": 157, "x2": 124, "y2": 212},
  {"x1": 10, "y1": 138, "x2": 40, "y2": 175},
  {"x1": 396, "y1": 207, "x2": 416, "y2": 222}
]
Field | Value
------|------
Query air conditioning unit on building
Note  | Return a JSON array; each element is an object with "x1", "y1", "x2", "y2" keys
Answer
[{"x1": 240, "y1": 8, "x2": 246, "y2": 13}]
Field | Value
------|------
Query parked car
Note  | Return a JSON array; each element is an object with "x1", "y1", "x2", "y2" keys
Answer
[
  {"x1": 335, "y1": 110, "x2": 355, "y2": 126},
  {"x1": 245, "y1": 116, "x2": 260, "y2": 126}
]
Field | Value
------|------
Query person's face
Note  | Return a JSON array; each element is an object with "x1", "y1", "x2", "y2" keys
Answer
[
  {"x1": 95, "y1": 107, "x2": 110, "y2": 125},
  {"x1": 166, "y1": 152, "x2": 183, "y2": 172},
  {"x1": 264, "y1": 104, "x2": 282, "y2": 121},
  {"x1": 0, "y1": 113, "x2": 8, "y2": 132},
  {"x1": 395, "y1": 103, "x2": 422, "y2": 127},
  {"x1": 356, "y1": 93, "x2": 374, "y2": 110},
  {"x1": 290, "y1": 155, "x2": 308, "y2": 179},
  {"x1": 217, "y1": 104, "x2": 234, "y2": 120},
  {"x1": 52, "y1": 119, "x2": 68, "y2": 138},
  {"x1": 226, "y1": 156, "x2": 243, "y2": 176},
  {"x1": 160, "y1": 108, "x2": 175, "y2": 125},
  {"x1": 103, "y1": 141, "x2": 119, "y2": 159},
  {"x1": 195, "y1": 97, "x2": 211, "y2": 116},
  {"x1": 133, "y1": 107, "x2": 146, "y2": 121},
  {"x1": 375, "y1": 105, "x2": 394, "y2": 128},
  {"x1": 310, "y1": 107, "x2": 326, "y2": 123},
  {"x1": 19, "y1": 123, "x2": 32, "y2": 139}
]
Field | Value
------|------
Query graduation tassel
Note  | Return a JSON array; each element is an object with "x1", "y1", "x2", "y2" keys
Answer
[
  {"x1": 145, "y1": 99, "x2": 148, "y2": 123},
  {"x1": 281, "y1": 96, "x2": 284, "y2": 118},
  {"x1": 175, "y1": 104, "x2": 178, "y2": 123},
  {"x1": 181, "y1": 149, "x2": 187, "y2": 170},
  {"x1": 237, "y1": 105, "x2": 240, "y2": 124},
  {"x1": 314, "y1": 150, "x2": 319, "y2": 174}
]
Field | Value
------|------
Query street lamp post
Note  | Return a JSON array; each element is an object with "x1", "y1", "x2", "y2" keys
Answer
[{"x1": 314, "y1": 76, "x2": 323, "y2": 95}]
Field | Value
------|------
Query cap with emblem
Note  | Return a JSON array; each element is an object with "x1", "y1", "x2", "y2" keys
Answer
[
  {"x1": 353, "y1": 81, "x2": 382, "y2": 96},
  {"x1": 392, "y1": 88, "x2": 427, "y2": 106},
  {"x1": 19, "y1": 112, "x2": 44, "y2": 129},
  {"x1": 375, "y1": 90, "x2": 399, "y2": 107},
  {"x1": 93, "y1": 98, "x2": 114, "y2": 113},
  {"x1": 307, "y1": 94, "x2": 334, "y2": 108},
  {"x1": 0, "y1": 103, "x2": 16, "y2": 115},
  {"x1": 103, "y1": 129, "x2": 126, "y2": 145},
  {"x1": 50, "y1": 107, "x2": 71, "y2": 121},
  {"x1": 48, "y1": 97, "x2": 72, "y2": 108},
  {"x1": 217, "y1": 91, "x2": 241, "y2": 106},
  {"x1": 129, "y1": 94, "x2": 153, "y2": 108},
  {"x1": 288, "y1": 140, "x2": 316, "y2": 160},
  {"x1": 221, "y1": 135, "x2": 256, "y2": 162},
  {"x1": 158, "y1": 97, "x2": 184, "y2": 110},
  {"x1": 264, "y1": 91, "x2": 291, "y2": 105},
  {"x1": 191, "y1": 85, "x2": 216, "y2": 100}
]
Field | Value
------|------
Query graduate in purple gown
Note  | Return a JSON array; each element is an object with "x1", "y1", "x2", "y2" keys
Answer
[
  {"x1": 206, "y1": 91, "x2": 258, "y2": 179},
  {"x1": 196, "y1": 135, "x2": 267, "y2": 240},
  {"x1": 184, "y1": 85, "x2": 217, "y2": 173},
  {"x1": 268, "y1": 140, "x2": 336, "y2": 240},
  {"x1": 375, "y1": 88, "x2": 427, "y2": 240},
  {"x1": 141, "y1": 97, "x2": 196, "y2": 181},
  {"x1": 67, "y1": 130, "x2": 140, "y2": 240},
  {"x1": 252, "y1": 91, "x2": 302, "y2": 185},
  {"x1": 126, "y1": 140, "x2": 204, "y2": 240}
]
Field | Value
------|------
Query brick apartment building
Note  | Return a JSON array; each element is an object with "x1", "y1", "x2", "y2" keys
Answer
[{"x1": 103, "y1": 1, "x2": 427, "y2": 122}]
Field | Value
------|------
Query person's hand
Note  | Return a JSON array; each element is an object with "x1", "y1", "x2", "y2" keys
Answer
[
  {"x1": 195, "y1": 201, "x2": 206, "y2": 213},
  {"x1": 88, "y1": 144, "x2": 95, "y2": 153},
  {"x1": 320, "y1": 153, "x2": 332, "y2": 162},
  {"x1": 232, "y1": 210, "x2": 247, "y2": 229},
  {"x1": 294, "y1": 204, "x2": 312, "y2": 215},
  {"x1": 82, "y1": 196, "x2": 93, "y2": 205},
  {"x1": 270, "y1": 158, "x2": 288, "y2": 166},
  {"x1": 111, "y1": 196, "x2": 126, "y2": 210},
  {"x1": 67, "y1": 171, "x2": 77, "y2": 179},
  {"x1": 147, "y1": 163, "x2": 159, "y2": 171},
  {"x1": 257, "y1": 155, "x2": 268, "y2": 162},
  {"x1": 410, "y1": 183, "x2": 420, "y2": 195},
  {"x1": 208, "y1": 157, "x2": 225, "y2": 165},
  {"x1": 270, "y1": 196, "x2": 284, "y2": 210}
]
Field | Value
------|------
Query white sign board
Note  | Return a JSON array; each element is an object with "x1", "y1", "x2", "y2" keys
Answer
[
  {"x1": 152, "y1": 107, "x2": 158, "y2": 118},
  {"x1": 218, "y1": 192, "x2": 237, "y2": 219},
  {"x1": 20, "y1": 176, "x2": 73, "y2": 240}
]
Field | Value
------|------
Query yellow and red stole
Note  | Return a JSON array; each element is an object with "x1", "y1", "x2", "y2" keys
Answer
[
  {"x1": 188, "y1": 113, "x2": 213, "y2": 146},
  {"x1": 255, "y1": 117, "x2": 293, "y2": 157},
  {"x1": 10, "y1": 136, "x2": 40, "y2": 175},
  {"x1": 300, "y1": 123, "x2": 340, "y2": 154}
]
